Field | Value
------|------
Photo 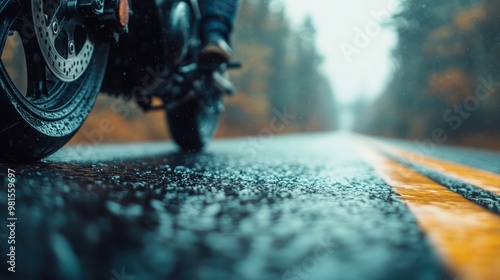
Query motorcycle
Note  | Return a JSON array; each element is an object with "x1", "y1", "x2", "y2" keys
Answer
[{"x1": 0, "y1": 0, "x2": 239, "y2": 162}]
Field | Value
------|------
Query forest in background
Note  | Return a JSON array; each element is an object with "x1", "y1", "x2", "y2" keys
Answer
[
  {"x1": 70, "y1": 0, "x2": 337, "y2": 144},
  {"x1": 355, "y1": 0, "x2": 500, "y2": 150}
]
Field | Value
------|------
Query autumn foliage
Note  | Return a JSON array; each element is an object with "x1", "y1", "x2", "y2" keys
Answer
[
  {"x1": 355, "y1": 0, "x2": 500, "y2": 150},
  {"x1": 70, "y1": 0, "x2": 337, "y2": 145}
]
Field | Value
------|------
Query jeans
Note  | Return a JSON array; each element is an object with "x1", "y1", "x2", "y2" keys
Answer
[{"x1": 199, "y1": 0, "x2": 239, "y2": 41}]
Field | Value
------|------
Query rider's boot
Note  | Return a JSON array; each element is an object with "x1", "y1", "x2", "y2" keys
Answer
[{"x1": 200, "y1": 32, "x2": 233, "y2": 65}]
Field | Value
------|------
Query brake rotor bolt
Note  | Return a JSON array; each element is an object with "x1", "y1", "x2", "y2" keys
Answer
[
  {"x1": 31, "y1": 0, "x2": 93, "y2": 82},
  {"x1": 52, "y1": 21, "x2": 59, "y2": 34},
  {"x1": 69, "y1": 42, "x2": 75, "y2": 54}
]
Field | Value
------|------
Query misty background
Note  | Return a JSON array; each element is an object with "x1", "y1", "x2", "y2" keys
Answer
[{"x1": 66, "y1": 0, "x2": 500, "y2": 150}]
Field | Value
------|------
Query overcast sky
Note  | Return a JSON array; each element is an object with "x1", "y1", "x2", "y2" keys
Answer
[{"x1": 282, "y1": 0, "x2": 400, "y2": 106}]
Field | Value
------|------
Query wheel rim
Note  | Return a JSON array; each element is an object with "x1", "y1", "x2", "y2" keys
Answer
[{"x1": 0, "y1": 0, "x2": 95, "y2": 117}]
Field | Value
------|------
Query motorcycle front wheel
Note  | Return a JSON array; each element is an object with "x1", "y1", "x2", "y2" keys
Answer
[
  {"x1": 0, "y1": 0, "x2": 108, "y2": 162},
  {"x1": 167, "y1": 99, "x2": 220, "y2": 152}
]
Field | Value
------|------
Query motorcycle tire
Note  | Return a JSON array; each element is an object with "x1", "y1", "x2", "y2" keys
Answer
[
  {"x1": 0, "y1": 1, "x2": 108, "y2": 162},
  {"x1": 167, "y1": 99, "x2": 220, "y2": 152}
]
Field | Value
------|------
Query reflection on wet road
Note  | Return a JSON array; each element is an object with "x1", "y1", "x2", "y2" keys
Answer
[{"x1": 0, "y1": 133, "x2": 499, "y2": 280}]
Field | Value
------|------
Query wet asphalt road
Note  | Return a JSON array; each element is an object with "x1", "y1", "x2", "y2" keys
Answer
[{"x1": 1, "y1": 132, "x2": 491, "y2": 280}]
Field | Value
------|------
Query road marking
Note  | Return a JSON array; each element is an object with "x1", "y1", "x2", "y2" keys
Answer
[
  {"x1": 361, "y1": 144, "x2": 500, "y2": 280},
  {"x1": 373, "y1": 141, "x2": 500, "y2": 196}
]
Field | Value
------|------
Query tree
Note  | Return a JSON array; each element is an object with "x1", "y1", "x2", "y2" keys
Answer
[{"x1": 356, "y1": 0, "x2": 500, "y2": 148}]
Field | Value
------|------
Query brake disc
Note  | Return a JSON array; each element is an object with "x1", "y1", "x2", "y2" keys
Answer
[{"x1": 32, "y1": 0, "x2": 94, "y2": 82}]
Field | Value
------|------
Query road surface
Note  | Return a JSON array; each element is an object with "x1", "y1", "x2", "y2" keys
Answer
[{"x1": 0, "y1": 132, "x2": 499, "y2": 280}]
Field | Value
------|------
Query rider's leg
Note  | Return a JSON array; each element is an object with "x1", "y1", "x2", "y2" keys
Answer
[{"x1": 198, "y1": 0, "x2": 239, "y2": 63}]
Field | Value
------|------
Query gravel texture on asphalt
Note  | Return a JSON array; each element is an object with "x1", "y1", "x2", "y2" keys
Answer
[{"x1": 0, "y1": 133, "x2": 451, "y2": 280}]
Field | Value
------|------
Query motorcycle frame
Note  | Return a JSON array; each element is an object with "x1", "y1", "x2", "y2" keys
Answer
[{"x1": 100, "y1": 0, "x2": 219, "y2": 111}]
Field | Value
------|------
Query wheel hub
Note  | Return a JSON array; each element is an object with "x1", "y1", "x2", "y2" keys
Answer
[{"x1": 32, "y1": 0, "x2": 94, "y2": 82}]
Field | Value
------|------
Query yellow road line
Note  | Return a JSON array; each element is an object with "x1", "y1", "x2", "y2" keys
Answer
[
  {"x1": 372, "y1": 140, "x2": 500, "y2": 196},
  {"x1": 361, "y1": 144, "x2": 500, "y2": 280}
]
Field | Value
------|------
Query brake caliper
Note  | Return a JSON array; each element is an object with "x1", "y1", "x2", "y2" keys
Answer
[{"x1": 69, "y1": 0, "x2": 132, "y2": 41}]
